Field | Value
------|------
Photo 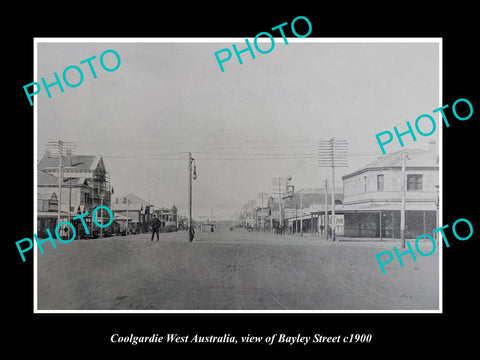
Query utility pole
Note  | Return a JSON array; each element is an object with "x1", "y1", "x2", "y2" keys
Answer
[
  {"x1": 300, "y1": 192, "x2": 303, "y2": 237},
  {"x1": 58, "y1": 142, "x2": 63, "y2": 227},
  {"x1": 324, "y1": 179, "x2": 328, "y2": 239},
  {"x1": 271, "y1": 176, "x2": 292, "y2": 234},
  {"x1": 270, "y1": 197, "x2": 273, "y2": 232},
  {"x1": 318, "y1": 138, "x2": 348, "y2": 242},
  {"x1": 331, "y1": 145, "x2": 336, "y2": 241},
  {"x1": 126, "y1": 199, "x2": 130, "y2": 235},
  {"x1": 62, "y1": 155, "x2": 82, "y2": 240},
  {"x1": 278, "y1": 178, "x2": 282, "y2": 232},
  {"x1": 188, "y1": 152, "x2": 192, "y2": 241},
  {"x1": 401, "y1": 149, "x2": 406, "y2": 248},
  {"x1": 46, "y1": 140, "x2": 75, "y2": 228},
  {"x1": 295, "y1": 204, "x2": 298, "y2": 234},
  {"x1": 434, "y1": 184, "x2": 439, "y2": 240},
  {"x1": 261, "y1": 194, "x2": 264, "y2": 232},
  {"x1": 188, "y1": 152, "x2": 197, "y2": 242},
  {"x1": 99, "y1": 194, "x2": 105, "y2": 238},
  {"x1": 54, "y1": 141, "x2": 63, "y2": 227},
  {"x1": 68, "y1": 178, "x2": 72, "y2": 238},
  {"x1": 258, "y1": 192, "x2": 268, "y2": 232}
]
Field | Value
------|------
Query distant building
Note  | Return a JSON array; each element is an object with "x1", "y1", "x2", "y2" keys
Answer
[
  {"x1": 341, "y1": 145, "x2": 439, "y2": 238},
  {"x1": 239, "y1": 201, "x2": 257, "y2": 229},
  {"x1": 201, "y1": 222, "x2": 216, "y2": 232},
  {"x1": 284, "y1": 188, "x2": 344, "y2": 209},
  {"x1": 111, "y1": 195, "x2": 178, "y2": 233},
  {"x1": 112, "y1": 194, "x2": 153, "y2": 234},
  {"x1": 37, "y1": 153, "x2": 111, "y2": 237},
  {"x1": 266, "y1": 196, "x2": 281, "y2": 231},
  {"x1": 283, "y1": 188, "x2": 344, "y2": 236},
  {"x1": 255, "y1": 207, "x2": 271, "y2": 231},
  {"x1": 153, "y1": 206, "x2": 178, "y2": 232}
]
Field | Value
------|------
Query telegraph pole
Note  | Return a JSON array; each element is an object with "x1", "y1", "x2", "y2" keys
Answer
[
  {"x1": 331, "y1": 146, "x2": 336, "y2": 241},
  {"x1": 278, "y1": 178, "x2": 282, "y2": 232},
  {"x1": 46, "y1": 140, "x2": 75, "y2": 227},
  {"x1": 401, "y1": 149, "x2": 406, "y2": 248},
  {"x1": 324, "y1": 179, "x2": 328, "y2": 239},
  {"x1": 68, "y1": 178, "x2": 72, "y2": 237},
  {"x1": 318, "y1": 138, "x2": 348, "y2": 242},
  {"x1": 126, "y1": 199, "x2": 130, "y2": 235},
  {"x1": 300, "y1": 192, "x2": 303, "y2": 237},
  {"x1": 188, "y1": 152, "x2": 192, "y2": 241},
  {"x1": 270, "y1": 197, "x2": 273, "y2": 232},
  {"x1": 56, "y1": 141, "x2": 63, "y2": 226},
  {"x1": 258, "y1": 192, "x2": 268, "y2": 232},
  {"x1": 271, "y1": 176, "x2": 292, "y2": 234},
  {"x1": 99, "y1": 194, "x2": 105, "y2": 238},
  {"x1": 188, "y1": 153, "x2": 197, "y2": 242},
  {"x1": 295, "y1": 204, "x2": 298, "y2": 234}
]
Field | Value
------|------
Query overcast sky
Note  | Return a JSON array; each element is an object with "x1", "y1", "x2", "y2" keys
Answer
[{"x1": 37, "y1": 40, "x2": 440, "y2": 220}]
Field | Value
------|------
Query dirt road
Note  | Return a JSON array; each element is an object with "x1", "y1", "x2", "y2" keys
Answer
[{"x1": 37, "y1": 229, "x2": 439, "y2": 310}]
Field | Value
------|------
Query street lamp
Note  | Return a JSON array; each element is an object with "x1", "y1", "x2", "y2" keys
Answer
[{"x1": 193, "y1": 162, "x2": 198, "y2": 180}]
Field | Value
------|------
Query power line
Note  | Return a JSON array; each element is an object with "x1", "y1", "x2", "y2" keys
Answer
[
  {"x1": 196, "y1": 156, "x2": 316, "y2": 160},
  {"x1": 191, "y1": 151, "x2": 316, "y2": 156},
  {"x1": 57, "y1": 140, "x2": 381, "y2": 159},
  {"x1": 103, "y1": 152, "x2": 187, "y2": 158}
]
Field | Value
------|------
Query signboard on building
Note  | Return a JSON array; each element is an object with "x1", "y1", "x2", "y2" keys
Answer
[{"x1": 320, "y1": 214, "x2": 344, "y2": 235}]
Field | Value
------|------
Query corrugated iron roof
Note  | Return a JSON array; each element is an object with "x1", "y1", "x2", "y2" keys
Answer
[
  {"x1": 37, "y1": 169, "x2": 58, "y2": 186},
  {"x1": 342, "y1": 149, "x2": 438, "y2": 179},
  {"x1": 38, "y1": 154, "x2": 102, "y2": 172},
  {"x1": 112, "y1": 203, "x2": 143, "y2": 211}
]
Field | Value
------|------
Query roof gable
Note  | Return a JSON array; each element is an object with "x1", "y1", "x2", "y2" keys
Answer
[
  {"x1": 115, "y1": 194, "x2": 152, "y2": 206},
  {"x1": 342, "y1": 149, "x2": 438, "y2": 179},
  {"x1": 38, "y1": 154, "x2": 103, "y2": 172}
]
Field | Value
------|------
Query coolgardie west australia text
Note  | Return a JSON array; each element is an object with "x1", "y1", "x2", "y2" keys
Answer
[{"x1": 110, "y1": 333, "x2": 373, "y2": 345}]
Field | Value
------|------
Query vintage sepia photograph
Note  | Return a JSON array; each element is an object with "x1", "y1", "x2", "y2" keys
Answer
[{"x1": 35, "y1": 39, "x2": 441, "y2": 311}]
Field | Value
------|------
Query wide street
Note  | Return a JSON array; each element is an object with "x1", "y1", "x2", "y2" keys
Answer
[{"x1": 37, "y1": 228, "x2": 439, "y2": 311}]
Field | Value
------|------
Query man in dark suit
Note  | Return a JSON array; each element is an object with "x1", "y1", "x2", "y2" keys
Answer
[{"x1": 151, "y1": 214, "x2": 161, "y2": 241}]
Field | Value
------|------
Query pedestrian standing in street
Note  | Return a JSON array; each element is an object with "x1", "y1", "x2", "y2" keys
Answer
[
  {"x1": 151, "y1": 214, "x2": 161, "y2": 242},
  {"x1": 189, "y1": 225, "x2": 195, "y2": 242},
  {"x1": 320, "y1": 224, "x2": 324, "y2": 237}
]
